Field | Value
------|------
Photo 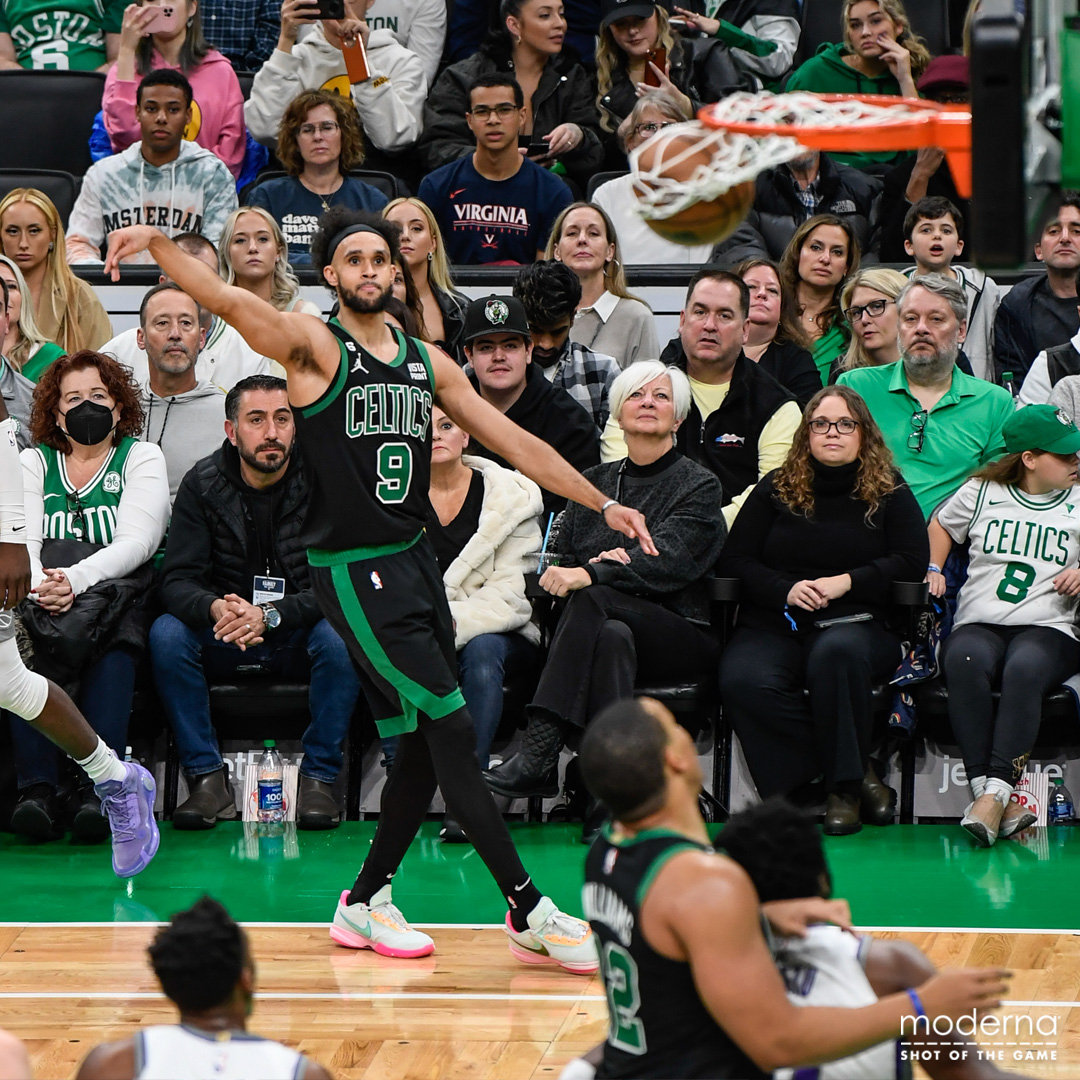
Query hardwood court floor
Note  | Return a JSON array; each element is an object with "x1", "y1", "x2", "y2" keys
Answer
[
  {"x1": 1, "y1": 924, "x2": 1079, "y2": 1079},
  {"x1": 1, "y1": 822, "x2": 1079, "y2": 1078}
]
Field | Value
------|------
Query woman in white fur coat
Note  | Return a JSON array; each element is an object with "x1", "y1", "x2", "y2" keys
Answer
[{"x1": 423, "y1": 405, "x2": 543, "y2": 840}]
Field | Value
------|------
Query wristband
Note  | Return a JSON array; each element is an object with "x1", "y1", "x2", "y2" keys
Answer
[
  {"x1": 600, "y1": 499, "x2": 618, "y2": 514},
  {"x1": 927, "y1": 563, "x2": 942, "y2": 575},
  {"x1": 0, "y1": 417, "x2": 26, "y2": 543},
  {"x1": 906, "y1": 988, "x2": 926, "y2": 1021}
]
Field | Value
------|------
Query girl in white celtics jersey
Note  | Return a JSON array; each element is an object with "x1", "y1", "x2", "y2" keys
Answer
[
  {"x1": 14, "y1": 351, "x2": 169, "y2": 847},
  {"x1": 928, "y1": 405, "x2": 1080, "y2": 847}
]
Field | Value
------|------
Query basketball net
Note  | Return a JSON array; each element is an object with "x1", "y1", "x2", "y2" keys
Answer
[{"x1": 629, "y1": 121, "x2": 802, "y2": 224}]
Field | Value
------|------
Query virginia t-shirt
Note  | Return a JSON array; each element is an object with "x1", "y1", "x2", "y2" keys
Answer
[
  {"x1": 0, "y1": 0, "x2": 123, "y2": 69},
  {"x1": 418, "y1": 155, "x2": 573, "y2": 266},
  {"x1": 246, "y1": 176, "x2": 390, "y2": 265}
]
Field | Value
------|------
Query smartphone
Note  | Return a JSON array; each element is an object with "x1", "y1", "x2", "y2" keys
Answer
[
  {"x1": 311, "y1": 0, "x2": 346, "y2": 19},
  {"x1": 342, "y1": 33, "x2": 369, "y2": 81},
  {"x1": 518, "y1": 134, "x2": 551, "y2": 157},
  {"x1": 142, "y1": 2, "x2": 181, "y2": 35},
  {"x1": 644, "y1": 45, "x2": 667, "y2": 86},
  {"x1": 814, "y1": 612, "x2": 874, "y2": 629}
]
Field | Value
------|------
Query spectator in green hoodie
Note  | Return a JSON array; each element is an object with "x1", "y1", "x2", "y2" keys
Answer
[{"x1": 785, "y1": 0, "x2": 932, "y2": 170}]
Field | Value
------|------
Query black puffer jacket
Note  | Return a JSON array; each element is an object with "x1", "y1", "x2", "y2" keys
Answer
[
  {"x1": 418, "y1": 48, "x2": 604, "y2": 184},
  {"x1": 159, "y1": 440, "x2": 321, "y2": 633},
  {"x1": 711, "y1": 153, "x2": 882, "y2": 264}
]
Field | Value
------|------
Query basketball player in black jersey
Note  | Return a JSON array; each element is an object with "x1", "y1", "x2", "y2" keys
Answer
[
  {"x1": 104, "y1": 211, "x2": 656, "y2": 969},
  {"x1": 576, "y1": 698, "x2": 1011, "y2": 1079}
]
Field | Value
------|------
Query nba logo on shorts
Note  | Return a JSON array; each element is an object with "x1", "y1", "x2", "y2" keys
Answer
[{"x1": 370, "y1": 571, "x2": 384, "y2": 590}]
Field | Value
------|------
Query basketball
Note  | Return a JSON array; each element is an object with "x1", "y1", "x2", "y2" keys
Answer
[{"x1": 632, "y1": 129, "x2": 756, "y2": 247}]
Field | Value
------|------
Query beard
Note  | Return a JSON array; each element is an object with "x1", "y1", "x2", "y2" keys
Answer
[
  {"x1": 338, "y1": 281, "x2": 393, "y2": 314},
  {"x1": 238, "y1": 439, "x2": 292, "y2": 475},
  {"x1": 902, "y1": 339, "x2": 960, "y2": 384},
  {"x1": 151, "y1": 345, "x2": 196, "y2": 375}
]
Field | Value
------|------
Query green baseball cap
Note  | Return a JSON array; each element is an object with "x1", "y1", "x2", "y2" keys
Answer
[{"x1": 1003, "y1": 404, "x2": 1080, "y2": 455}]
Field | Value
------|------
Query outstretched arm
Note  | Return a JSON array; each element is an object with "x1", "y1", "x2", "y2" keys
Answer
[
  {"x1": 431, "y1": 350, "x2": 657, "y2": 554},
  {"x1": 104, "y1": 226, "x2": 337, "y2": 397}
]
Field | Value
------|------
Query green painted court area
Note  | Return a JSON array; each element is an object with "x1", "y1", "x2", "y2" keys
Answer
[{"x1": 0, "y1": 822, "x2": 1076, "y2": 928}]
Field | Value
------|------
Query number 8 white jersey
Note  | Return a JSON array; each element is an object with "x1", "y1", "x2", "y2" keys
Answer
[{"x1": 938, "y1": 479, "x2": 1080, "y2": 640}]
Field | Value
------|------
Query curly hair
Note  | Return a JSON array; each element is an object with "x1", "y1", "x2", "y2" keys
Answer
[
  {"x1": 513, "y1": 259, "x2": 581, "y2": 327},
  {"x1": 149, "y1": 896, "x2": 247, "y2": 1013},
  {"x1": 30, "y1": 351, "x2": 145, "y2": 452},
  {"x1": 276, "y1": 89, "x2": 366, "y2": 178},
  {"x1": 732, "y1": 257, "x2": 810, "y2": 349},
  {"x1": 778, "y1": 215, "x2": 860, "y2": 343},
  {"x1": 773, "y1": 385, "x2": 898, "y2": 521},
  {"x1": 310, "y1": 207, "x2": 400, "y2": 293},
  {"x1": 595, "y1": 5, "x2": 678, "y2": 132},
  {"x1": 841, "y1": 0, "x2": 932, "y2": 80}
]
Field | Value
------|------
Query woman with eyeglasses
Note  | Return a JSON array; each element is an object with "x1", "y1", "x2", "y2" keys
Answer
[
  {"x1": 483, "y1": 361, "x2": 727, "y2": 840},
  {"x1": 591, "y1": 91, "x2": 715, "y2": 265},
  {"x1": 719, "y1": 384, "x2": 927, "y2": 835},
  {"x1": 834, "y1": 267, "x2": 907, "y2": 380},
  {"x1": 928, "y1": 405, "x2": 1080, "y2": 847},
  {"x1": 734, "y1": 257, "x2": 821, "y2": 407},
  {"x1": 779, "y1": 214, "x2": 861, "y2": 386},
  {"x1": 10, "y1": 351, "x2": 169, "y2": 844},
  {"x1": 544, "y1": 202, "x2": 659, "y2": 369},
  {"x1": 246, "y1": 89, "x2": 389, "y2": 265},
  {"x1": 419, "y1": 0, "x2": 603, "y2": 186}
]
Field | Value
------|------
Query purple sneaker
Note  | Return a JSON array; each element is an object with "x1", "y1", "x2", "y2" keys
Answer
[{"x1": 95, "y1": 762, "x2": 161, "y2": 878}]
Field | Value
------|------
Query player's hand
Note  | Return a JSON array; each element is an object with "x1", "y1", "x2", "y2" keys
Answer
[
  {"x1": 761, "y1": 897, "x2": 853, "y2": 937},
  {"x1": 673, "y1": 6, "x2": 719, "y2": 35},
  {"x1": 0, "y1": 543, "x2": 31, "y2": 610},
  {"x1": 214, "y1": 593, "x2": 265, "y2": 650},
  {"x1": 1053, "y1": 568, "x2": 1080, "y2": 596},
  {"x1": 103, "y1": 225, "x2": 161, "y2": 280},
  {"x1": 539, "y1": 566, "x2": 592, "y2": 597},
  {"x1": 589, "y1": 547, "x2": 631, "y2": 565},
  {"x1": 917, "y1": 967, "x2": 1011, "y2": 1020},
  {"x1": 787, "y1": 580, "x2": 828, "y2": 611},
  {"x1": 604, "y1": 504, "x2": 658, "y2": 556}
]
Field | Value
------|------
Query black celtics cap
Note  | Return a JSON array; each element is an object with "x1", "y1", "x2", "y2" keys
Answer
[{"x1": 462, "y1": 294, "x2": 531, "y2": 344}]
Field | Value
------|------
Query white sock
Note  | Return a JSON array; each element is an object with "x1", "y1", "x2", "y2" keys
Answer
[
  {"x1": 984, "y1": 778, "x2": 1013, "y2": 806},
  {"x1": 75, "y1": 737, "x2": 127, "y2": 785},
  {"x1": 970, "y1": 775, "x2": 987, "y2": 800}
]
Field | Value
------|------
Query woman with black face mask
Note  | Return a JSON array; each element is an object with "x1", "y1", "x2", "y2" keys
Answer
[{"x1": 10, "y1": 351, "x2": 170, "y2": 845}]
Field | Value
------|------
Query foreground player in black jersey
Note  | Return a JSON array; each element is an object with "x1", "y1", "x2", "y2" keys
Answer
[
  {"x1": 577, "y1": 698, "x2": 1011, "y2": 1079},
  {"x1": 104, "y1": 211, "x2": 657, "y2": 969}
]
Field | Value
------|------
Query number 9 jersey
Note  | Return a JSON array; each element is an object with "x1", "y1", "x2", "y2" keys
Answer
[
  {"x1": 937, "y1": 478, "x2": 1080, "y2": 640},
  {"x1": 294, "y1": 320, "x2": 435, "y2": 553}
]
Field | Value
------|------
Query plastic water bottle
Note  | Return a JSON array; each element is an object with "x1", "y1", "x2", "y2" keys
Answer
[
  {"x1": 257, "y1": 740, "x2": 284, "y2": 823},
  {"x1": 1048, "y1": 777, "x2": 1075, "y2": 825}
]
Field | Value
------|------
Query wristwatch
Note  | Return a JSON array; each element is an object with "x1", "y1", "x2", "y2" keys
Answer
[{"x1": 259, "y1": 603, "x2": 282, "y2": 631}]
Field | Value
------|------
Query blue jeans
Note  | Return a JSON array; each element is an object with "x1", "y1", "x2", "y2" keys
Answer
[
  {"x1": 381, "y1": 632, "x2": 537, "y2": 770},
  {"x1": 149, "y1": 614, "x2": 361, "y2": 782},
  {"x1": 9, "y1": 648, "x2": 136, "y2": 789}
]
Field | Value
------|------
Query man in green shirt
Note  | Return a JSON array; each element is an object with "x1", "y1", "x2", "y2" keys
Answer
[
  {"x1": 837, "y1": 274, "x2": 1014, "y2": 519},
  {"x1": 0, "y1": 0, "x2": 122, "y2": 70}
]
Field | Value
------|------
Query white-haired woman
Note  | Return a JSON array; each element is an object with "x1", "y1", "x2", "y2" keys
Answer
[
  {"x1": 219, "y1": 207, "x2": 322, "y2": 318},
  {"x1": 483, "y1": 361, "x2": 727, "y2": 820}
]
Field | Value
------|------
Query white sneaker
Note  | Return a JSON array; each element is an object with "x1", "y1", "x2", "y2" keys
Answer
[
  {"x1": 329, "y1": 886, "x2": 435, "y2": 958},
  {"x1": 504, "y1": 896, "x2": 598, "y2": 974},
  {"x1": 999, "y1": 797, "x2": 1038, "y2": 838}
]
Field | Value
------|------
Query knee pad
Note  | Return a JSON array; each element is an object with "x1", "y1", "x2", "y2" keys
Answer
[{"x1": 0, "y1": 635, "x2": 49, "y2": 721}]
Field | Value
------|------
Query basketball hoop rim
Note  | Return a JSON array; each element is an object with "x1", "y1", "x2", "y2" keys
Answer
[{"x1": 699, "y1": 93, "x2": 971, "y2": 152}]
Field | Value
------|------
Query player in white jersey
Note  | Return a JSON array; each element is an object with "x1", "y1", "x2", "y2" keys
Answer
[
  {"x1": 0, "y1": 390, "x2": 158, "y2": 878},
  {"x1": 929, "y1": 404, "x2": 1080, "y2": 846},
  {"x1": 76, "y1": 897, "x2": 332, "y2": 1080},
  {"x1": 719, "y1": 799, "x2": 1022, "y2": 1080}
]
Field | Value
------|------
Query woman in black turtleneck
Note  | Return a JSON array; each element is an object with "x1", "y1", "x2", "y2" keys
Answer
[
  {"x1": 719, "y1": 385, "x2": 928, "y2": 836},
  {"x1": 483, "y1": 360, "x2": 727, "y2": 830}
]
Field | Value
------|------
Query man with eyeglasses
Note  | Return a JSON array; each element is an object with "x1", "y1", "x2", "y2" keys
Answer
[
  {"x1": 418, "y1": 73, "x2": 573, "y2": 266},
  {"x1": 591, "y1": 91, "x2": 714, "y2": 265},
  {"x1": 711, "y1": 148, "x2": 882, "y2": 265},
  {"x1": 837, "y1": 274, "x2": 1014, "y2": 519}
]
